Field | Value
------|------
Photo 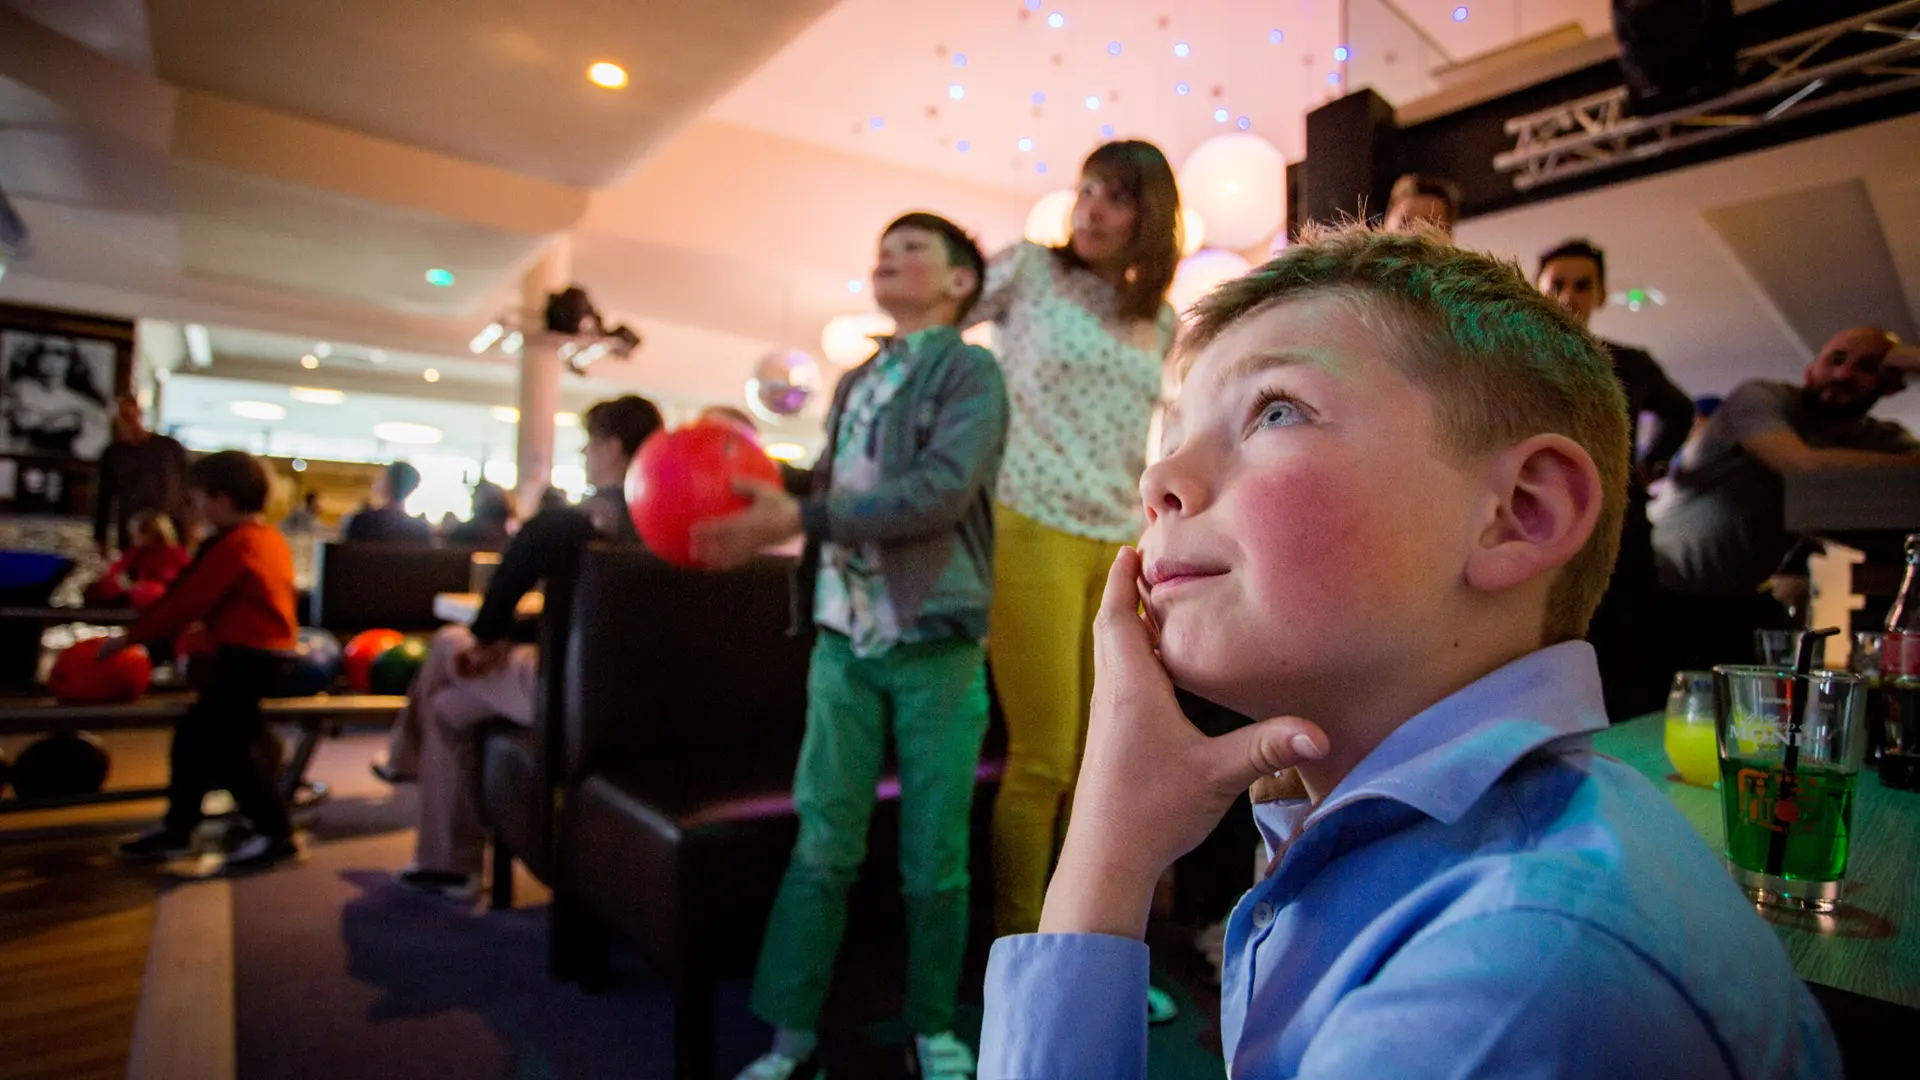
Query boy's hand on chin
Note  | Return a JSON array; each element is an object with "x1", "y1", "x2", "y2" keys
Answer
[{"x1": 1040, "y1": 546, "x2": 1328, "y2": 941}]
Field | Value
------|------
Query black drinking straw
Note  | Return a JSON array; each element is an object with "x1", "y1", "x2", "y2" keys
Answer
[{"x1": 1766, "y1": 627, "x2": 1841, "y2": 879}]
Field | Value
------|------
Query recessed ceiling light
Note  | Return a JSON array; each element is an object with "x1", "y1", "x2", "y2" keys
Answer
[
  {"x1": 372, "y1": 421, "x2": 443, "y2": 445},
  {"x1": 1214, "y1": 108, "x2": 1229, "y2": 122},
  {"x1": 1174, "y1": 42, "x2": 1190, "y2": 58},
  {"x1": 1031, "y1": 91, "x2": 1046, "y2": 105},
  {"x1": 299, "y1": 354, "x2": 319, "y2": 370},
  {"x1": 1108, "y1": 42, "x2": 1122, "y2": 56},
  {"x1": 1269, "y1": 29, "x2": 1286, "y2": 45},
  {"x1": 1453, "y1": 6, "x2": 1469, "y2": 22},
  {"x1": 1100, "y1": 124, "x2": 1115, "y2": 138},
  {"x1": 1085, "y1": 95, "x2": 1101, "y2": 110},
  {"x1": 554, "y1": 412, "x2": 581, "y2": 428},
  {"x1": 953, "y1": 53, "x2": 967, "y2": 67},
  {"x1": 847, "y1": 279, "x2": 863, "y2": 293},
  {"x1": 1237, "y1": 116, "x2": 1252, "y2": 130},
  {"x1": 313, "y1": 342, "x2": 332, "y2": 358},
  {"x1": 491, "y1": 406, "x2": 521, "y2": 424},
  {"x1": 869, "y1": 116, "x2": 884, "y2": 130},
  {"x1": 1327, "y1": 71, "x2": 1342, "y2": 85},
  {"x1": 587, "y1": 61, "x2": 628, "y2": 89},
  {"x1": 1036, "y1": 162, "x2": 1049, "y2": 174},
  {"x1": 425, "y1": 268, "x2": 455, "y2": 287},
  {"x1": 368, "y1": 348, "x2": 386, "y2": 363},
  {"x1": 1176, "y1": 82, "x2": 1190, "y2": 96},
  {"x1": 1018, "y1": 137, "x2": 1034, "y2": 151},
  {"x1": 289, "y1": 387, "x2": 344, "y2": 405},
  {"x1": 1047, "y1": 12, "x2": 1064, "y2": 29},
  {"x1": 423, "y1": 368, "x2": 441, "y2": 383},
  {"x1": 949, "y1": 84, "x2": 965, "y2": 100},
  {"x1": 1334, "y1": 46, "x2": 1351, "y2": 62},
  {"x1": 230, "y1": 401, "x2": 286, "y2": 421}
]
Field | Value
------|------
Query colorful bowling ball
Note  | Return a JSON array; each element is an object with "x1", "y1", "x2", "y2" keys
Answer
[
  {"x1": 275, "y1": 628, "x2": 344, "y2": 697},
  {"x1": 344, "y1": 629, "x2": 405, "y2": 693},
  {"x1": 625, "y1": 423, "x2": 782, "y2": 568},
  {"x1": 48, "y1": 638, "x2": 152, "y2": 704},
  {"x1": 129, "y1": 580, "x2": 168, "y2": 609},
  {"x1": 10, "y1": 732, "x2": 111, "y2": 798},
  {"x1": 368, "y1": 636, "x2": 429, "y2": 696}
]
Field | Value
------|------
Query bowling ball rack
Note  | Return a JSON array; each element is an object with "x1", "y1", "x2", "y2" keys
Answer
[{"x1": 0, "y1": 693, "x2": 407, "y2": 818}]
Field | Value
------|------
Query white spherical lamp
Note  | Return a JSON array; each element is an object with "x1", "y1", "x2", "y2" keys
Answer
[
  {"x1": 1180, "y1": 206, "x2": 1207, "y2": 258},
  {"x1": 1177, "y1": 134, "x2": 1286, "y2": 249},
  {"x1": 1168, "y1": 249, "x2": 1253, "y2": 317},
  {"x1": 1024, "y1": 189, "x2": 1076, "y2": 247},
  {"x1": 820, "y1": 312, "x2": 895, "y2": 367}
]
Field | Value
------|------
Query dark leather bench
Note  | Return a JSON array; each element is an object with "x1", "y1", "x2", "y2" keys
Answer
[
  {"x1": 499, "y1": 547, "x2": 1002, "y2": 1080},
  {"x1": 311, "y1": 541, "x2": 474, "y2": 638}
]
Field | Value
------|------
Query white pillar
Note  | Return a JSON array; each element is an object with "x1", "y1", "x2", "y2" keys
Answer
[{"x1": 514, "y1": 240, "x2": 571, "y2": 518}]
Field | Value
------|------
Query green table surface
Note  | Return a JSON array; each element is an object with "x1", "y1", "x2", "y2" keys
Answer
[{"x1": 1595, "y1": 714, "x2": 1920, "y2": 1010}]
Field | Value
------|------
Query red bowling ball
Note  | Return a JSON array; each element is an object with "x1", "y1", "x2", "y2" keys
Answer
[
  {"x1": 625, "y1": 424, "x2": 781, "y2": 568},
  {"x1": 48, "y1": 638, "x2": 152, "y2": 704},
  {"x1": 344, "y1": 628, "x2": 406, "y2": 693}
]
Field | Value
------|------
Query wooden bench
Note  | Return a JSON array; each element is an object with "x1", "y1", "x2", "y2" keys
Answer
[{"x1": 0, "y1": 693, "x2": 406, "y2": 815}]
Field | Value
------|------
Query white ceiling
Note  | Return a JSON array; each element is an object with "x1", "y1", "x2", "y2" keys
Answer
[{"x1": 2, "y1": 0, "x2": 1912, "y2": 456}]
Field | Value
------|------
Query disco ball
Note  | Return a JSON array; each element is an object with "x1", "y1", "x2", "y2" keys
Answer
[{"x1": 746, "y1": 348, "x2": 823, "y2": 420}]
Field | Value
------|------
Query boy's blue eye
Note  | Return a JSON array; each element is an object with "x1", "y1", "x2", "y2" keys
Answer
[{"x1": 1256, "y1": 397, "x2": 1304, "y2": 428}]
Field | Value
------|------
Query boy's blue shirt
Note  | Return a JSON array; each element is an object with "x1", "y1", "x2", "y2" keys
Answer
[{"x1": 980, "y1": 642, "x2": 1839, "y2": 1079}]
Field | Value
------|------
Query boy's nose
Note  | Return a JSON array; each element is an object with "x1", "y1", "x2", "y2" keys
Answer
[{"x1": 1140, "y1": 456, "x2": 1202, "y2": 522}]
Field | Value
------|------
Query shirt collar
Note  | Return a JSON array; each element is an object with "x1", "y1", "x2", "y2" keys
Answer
[
  {"x1": 876, "y1": 324, "x2": 955, "y2": 357},
  {"x1": 1268, "y1": 642, "x2": 1608, "y2": 835}
]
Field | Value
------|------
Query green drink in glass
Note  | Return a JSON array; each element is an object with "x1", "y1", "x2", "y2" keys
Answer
[{"x1": 1713, "y1": 665, "x2": 1867, "y2": 912}]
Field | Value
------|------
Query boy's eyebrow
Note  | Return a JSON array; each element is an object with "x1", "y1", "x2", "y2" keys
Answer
[{"x1": 1167, "y1": 348, "x2": 1324, "y2": 429}]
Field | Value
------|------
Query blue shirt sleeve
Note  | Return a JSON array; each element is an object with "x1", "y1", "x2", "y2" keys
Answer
[
  {"x1": 979, "y1": 933, "x2": 1150, "y2": 1080},
  {"x1": 1294, "y1": 909, "x2": 1737, "y2": 1080}
]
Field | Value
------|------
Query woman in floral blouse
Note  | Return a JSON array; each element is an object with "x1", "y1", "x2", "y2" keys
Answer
[{"x1": 971, "y1": 140, "x2": 1183, "y2": 944}]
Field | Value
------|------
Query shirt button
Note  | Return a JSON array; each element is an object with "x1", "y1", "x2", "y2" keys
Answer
[{"x1": 1252, "y1": 901, "x2": 1275, "y2": 929}]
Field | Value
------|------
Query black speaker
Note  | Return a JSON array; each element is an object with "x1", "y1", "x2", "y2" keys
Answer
[{"x1": 1613, "y1": 0, "x2": 1737, "y2": 115}]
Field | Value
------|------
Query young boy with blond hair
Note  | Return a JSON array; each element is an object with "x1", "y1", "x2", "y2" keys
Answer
[{"x1": 979, "y1": 226, "x2": 1836, "y2": 1078}]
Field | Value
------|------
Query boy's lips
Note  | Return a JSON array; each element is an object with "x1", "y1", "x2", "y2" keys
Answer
[{"x1": 1144, "y1": 558, "x2": 1227, "y2": 593}]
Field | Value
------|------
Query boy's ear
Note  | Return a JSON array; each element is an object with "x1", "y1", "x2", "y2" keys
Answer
[
  {"x1": 1464, "y1": 434, "x2": 1603, "y2": 596},
  {"x1": 945, "y1": 265, "x2": 980, "y2": 304}
]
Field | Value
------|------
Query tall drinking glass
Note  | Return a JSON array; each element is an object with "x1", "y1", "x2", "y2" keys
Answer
[
  {"x1": 1713, "y1": 665, "x2": 1868, "y2": 912},
  {"x1": 1664, "y1": 671, "x2": 1719, "y2": 787}
]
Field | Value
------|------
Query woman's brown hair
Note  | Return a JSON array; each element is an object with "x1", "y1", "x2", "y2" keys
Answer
[{"x1": 1053, "y1": 140, "x2": 1181, "y2": 322}]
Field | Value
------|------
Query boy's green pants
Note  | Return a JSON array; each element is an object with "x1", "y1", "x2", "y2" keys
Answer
[{"x1": 749, "y1": 631, "x2": 990, "y2": 1035}]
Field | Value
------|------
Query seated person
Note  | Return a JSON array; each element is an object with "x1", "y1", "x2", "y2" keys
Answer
[
  {"x1": 109, "y1": 451, "x2": 302, "y2": 873},
  {"x1": 83, "y1": 509, "x2": 190, "y2": 607},
  {"x1": 444, "y1": 480, "x2": 515, "y2": 551},
  {"x1": 979, "y1": 225, "x2": 1837, "y2": 1078},
  {"x1": 382, "y1": 395, "x2": 662, "y2": 899},
  {"x1": 342, "y1": 461, "x2": 432, "y2": 544},
  {"x1": 1651, "y1": 327, "x2": 1919, "y2": 665}
]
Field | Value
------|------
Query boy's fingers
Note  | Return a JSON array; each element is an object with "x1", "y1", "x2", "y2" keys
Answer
[
  {"x1": 1207, "y1": 715, "x2": 1330, "y2": 798},
  {"x1": 731, "y1": 477, "x2": 783, "y2": 499},
  {"x1": 1093, "y1": 547, "x2": 1155, "y2": 658}
]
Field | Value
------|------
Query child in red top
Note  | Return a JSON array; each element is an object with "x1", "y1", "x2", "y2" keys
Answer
[
  {"x1": 83, "y1": 510, "x2": 192, "y2": 607},
  {"x1": 105, "y1": 450, "x2": 301, "y2": 873}
]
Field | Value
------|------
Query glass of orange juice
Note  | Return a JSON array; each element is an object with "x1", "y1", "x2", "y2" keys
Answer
[{"x1": 1665, "y1": 670, "x2": 1719, "y2": 787}]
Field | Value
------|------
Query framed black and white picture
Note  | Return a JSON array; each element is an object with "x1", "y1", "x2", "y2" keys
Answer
[
  {"x1": 0, "y1": 302, "x2": 134, "y2": 517},
  {"x1": 1, "y1": 330, "x2": 117, "y2": 460}
]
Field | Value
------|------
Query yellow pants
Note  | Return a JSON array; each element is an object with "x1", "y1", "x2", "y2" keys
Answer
[{"x1": 988, "y1": 505, "x2": 1126, "y2": 936}]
